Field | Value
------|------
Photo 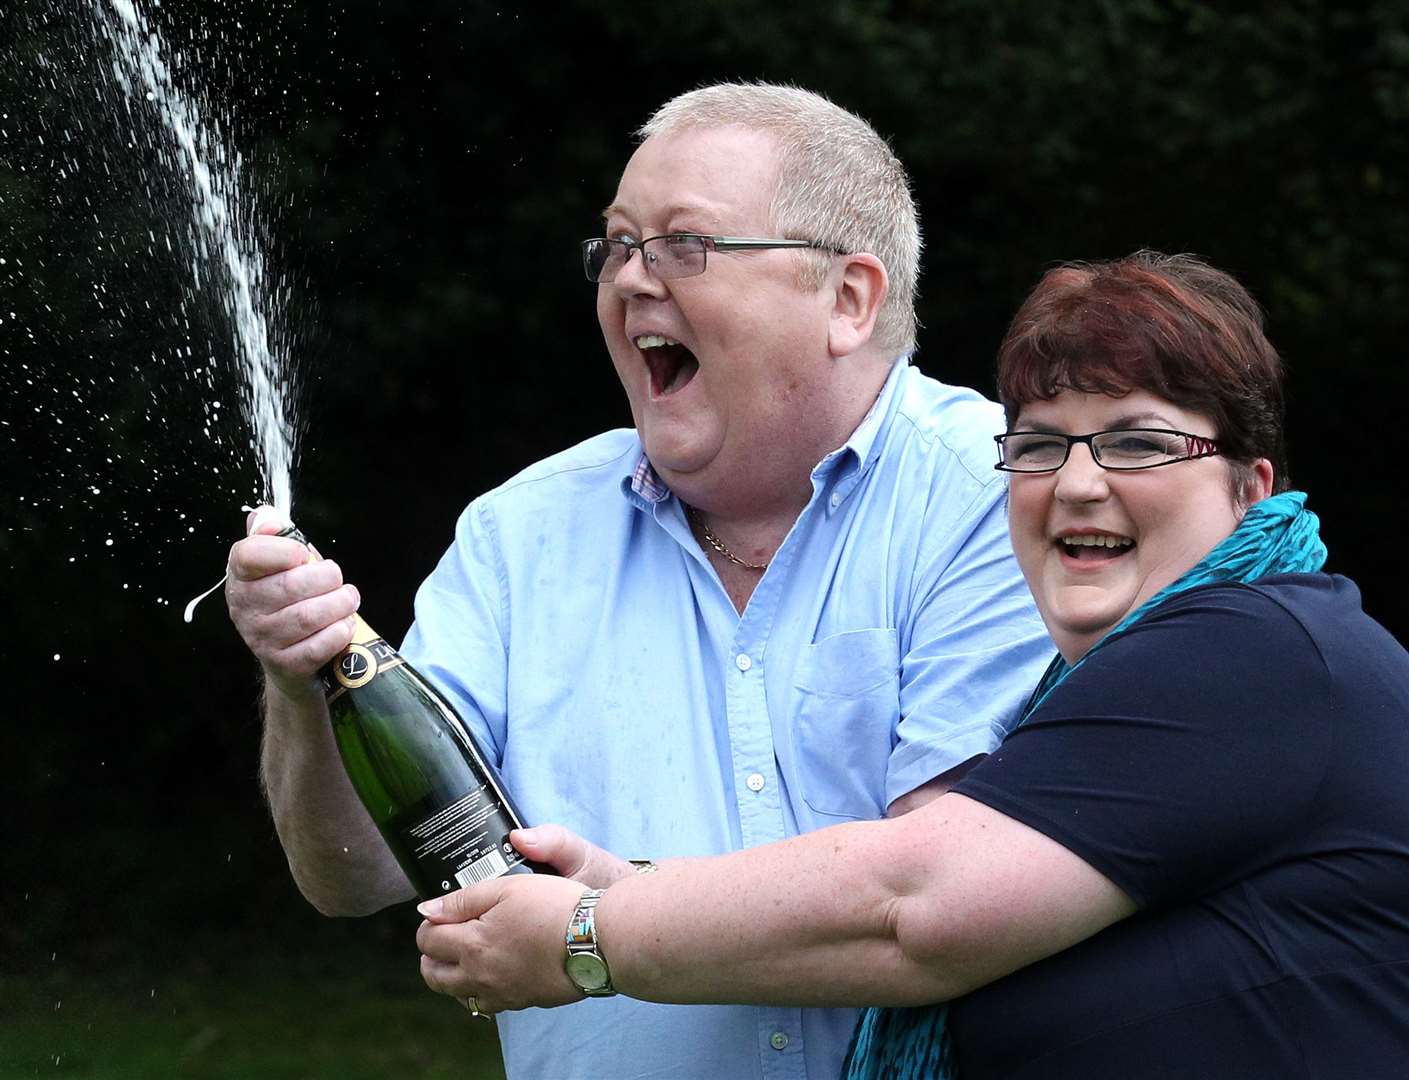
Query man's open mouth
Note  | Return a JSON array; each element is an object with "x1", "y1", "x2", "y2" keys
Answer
[
  {"x1": 636, "y1": 335, "x2": 699, "y2": 397},
  {"x1": 1056, "y1": 533, "x2": 1135, "y2": 561}
]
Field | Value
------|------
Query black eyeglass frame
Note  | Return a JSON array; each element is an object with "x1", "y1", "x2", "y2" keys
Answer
[
  {"x1": 993, "y1": 428, "x2": 1223, "y2": 473},
  {"x1": 580, "y1": 233, "x2": 843, "y2": 283}
]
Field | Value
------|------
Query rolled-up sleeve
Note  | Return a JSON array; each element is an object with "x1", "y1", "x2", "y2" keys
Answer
[{"x1": 888, "y1": 483, "x2": 1053, "y2": 807}]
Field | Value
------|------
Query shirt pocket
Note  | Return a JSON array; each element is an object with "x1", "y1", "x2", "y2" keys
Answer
[{"x1": 791, "y1": 627, "x2": 900, "y2": 820}]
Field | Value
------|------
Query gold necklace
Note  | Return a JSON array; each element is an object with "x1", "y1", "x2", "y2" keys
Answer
[{"x1": 687, "y1": 507, "x2": 769, "y2": 571}]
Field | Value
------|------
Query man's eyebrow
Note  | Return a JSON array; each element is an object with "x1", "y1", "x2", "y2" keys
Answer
[{"x1": 599, "y1": 202, "x2": 720, "y2": 225}]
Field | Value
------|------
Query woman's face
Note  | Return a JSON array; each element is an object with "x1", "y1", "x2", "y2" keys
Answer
[{"x1": 1007, "y1": 388, "x2": 1271, "y2": 663}]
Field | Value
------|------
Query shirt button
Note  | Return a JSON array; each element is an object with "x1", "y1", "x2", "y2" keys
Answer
[
  {"x1": 735, "y1": 653, "x2": 752, "y2": 672},
  {"x1": 829, "y1": 492, "x2": 842, "y2": 509},
  {"x1": 746, "y1": 772, "x2": 766, "y2": 792},
  {"x1": 770, "y1": 1032, "x2": 789, "y2": 1051}
]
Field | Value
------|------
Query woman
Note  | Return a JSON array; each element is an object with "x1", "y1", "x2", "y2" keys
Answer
[{"x1": 417, "y1": 252, "x2": 1409, "y2": 1077}]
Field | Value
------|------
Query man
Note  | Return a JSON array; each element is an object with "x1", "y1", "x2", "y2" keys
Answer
[{"x1": 227, "y1": 83, "x2": 1051, "y2": 1080}]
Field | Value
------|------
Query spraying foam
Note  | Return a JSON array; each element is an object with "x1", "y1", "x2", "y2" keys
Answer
[{"x1": 100, "y1": 0, "x2": 297, "y2": 518}]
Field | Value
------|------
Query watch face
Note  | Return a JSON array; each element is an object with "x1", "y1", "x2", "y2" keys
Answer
[{"x1": 565, "y1": 952, "x2": 611, "y2": 992}]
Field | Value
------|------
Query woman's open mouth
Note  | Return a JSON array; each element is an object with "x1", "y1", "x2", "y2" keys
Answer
[
  {"x1": 1056, "y1": 533, "x2": 1135, "y2": 561},
  {"x1": 636, "y1": 335, "x2": 700, "y2": 398}
]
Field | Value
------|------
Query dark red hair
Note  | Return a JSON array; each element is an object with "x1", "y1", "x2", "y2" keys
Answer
[{"x1": 996, "y1": 251, "x2": 1289, "y2": 498}]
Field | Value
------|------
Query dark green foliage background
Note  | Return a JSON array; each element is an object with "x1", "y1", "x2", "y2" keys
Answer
[{"x1": 2, "y1": 0, "x2": 1405, "y2": 1052}]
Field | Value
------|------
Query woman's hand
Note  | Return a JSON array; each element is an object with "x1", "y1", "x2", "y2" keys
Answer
[
  {"x1": 417, "y1": 874, "x2": 590, "y2": 1013},
  {"x1": 510, "y1": 825, "x2": 639, "y2": 889}
]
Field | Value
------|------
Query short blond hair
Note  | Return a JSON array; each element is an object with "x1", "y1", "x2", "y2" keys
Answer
[{"x1": 639, "y1": 83, "x2": 921, "y2": 356}]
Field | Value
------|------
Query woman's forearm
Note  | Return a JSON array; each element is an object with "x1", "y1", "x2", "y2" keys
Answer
[
  {"x1": 415, "y1": 792, "x2": 1134, "y2": 1014},
  {"x1": 598, "y1": 814, "x2": 965, "y2": 1007},
  {"x1": 594, "y1": 791, "x2": 1134, "y2": 1009}
]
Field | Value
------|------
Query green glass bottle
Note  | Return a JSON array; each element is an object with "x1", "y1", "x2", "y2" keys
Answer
[{"x1": 281, "y1": 527, "x2": 537, "y2": 899}]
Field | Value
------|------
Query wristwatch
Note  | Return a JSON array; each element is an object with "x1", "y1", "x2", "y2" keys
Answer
[{"x1": 564, "y1": 889, "x2": 616, "y2": 997}]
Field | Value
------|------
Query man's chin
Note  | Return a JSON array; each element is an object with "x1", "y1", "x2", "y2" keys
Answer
[
  {"x1": 639, "y1": 429, "x2": 717, "y2": 475},
  {"x1": 641, "y1": 446, "x2": 724, "y2": 498},
  {"x1": 646, "y1": 453, "x2": 705, "y2": 483}
]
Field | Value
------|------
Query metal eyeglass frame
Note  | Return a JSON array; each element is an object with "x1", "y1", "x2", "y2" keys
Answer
[
  {"x1": 581, "y1": 233, "x2": 842, "y2": 283},
  {"x1": 993, "y1": 428, "x2": 1223, "y2": 473}
]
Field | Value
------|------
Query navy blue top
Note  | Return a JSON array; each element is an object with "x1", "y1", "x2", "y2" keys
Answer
[{"x1": 950, "y1": 574, "x2": 1409, "y2": 1079}]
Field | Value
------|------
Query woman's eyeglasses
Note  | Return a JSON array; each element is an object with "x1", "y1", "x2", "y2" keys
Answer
[{"x1": 994, "y1": 429, "x2": 1222, "y2": 473}]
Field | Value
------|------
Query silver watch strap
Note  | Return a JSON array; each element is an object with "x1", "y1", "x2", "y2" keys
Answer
[{"x1": 564, "y1": 888, "x2": 616, "y2": 996}]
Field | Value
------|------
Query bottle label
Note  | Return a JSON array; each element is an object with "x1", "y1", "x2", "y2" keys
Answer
[
  {"x1": 396, "y1": 786, "x2": 527, "y2": 896},
  {"x1": 325, "y1": 634, "x2": 404, "y2": 702}
]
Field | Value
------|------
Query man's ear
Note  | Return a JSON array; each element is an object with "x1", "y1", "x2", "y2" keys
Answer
[{"x1": 827, "y1": 253, "x2": 888, "y2": 358}]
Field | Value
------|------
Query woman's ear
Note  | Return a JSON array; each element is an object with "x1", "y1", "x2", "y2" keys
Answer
[{"x1": 1242, "y1": 458, "x2": 1275, "y2": 507}]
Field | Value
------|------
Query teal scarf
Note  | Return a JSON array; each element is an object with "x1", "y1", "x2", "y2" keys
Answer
[{"x1": 843, "y1": 490, "x2": 1327, "y2": 1080}]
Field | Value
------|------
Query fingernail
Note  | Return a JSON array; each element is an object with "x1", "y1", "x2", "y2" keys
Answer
[
  {"x1": 515, "y1": 827, "x2": 538, "y2": 844},
  {"x1": 347, "y1": 584, "x2": 361, "y2": 606},
  {"x1": 417, "y1": 898, "x2": 442, "y2": 917}
]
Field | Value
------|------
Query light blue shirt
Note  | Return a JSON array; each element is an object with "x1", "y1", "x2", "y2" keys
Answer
[{"x1": 401, "y1": 358, "x2": 1053, "y2": 1080}]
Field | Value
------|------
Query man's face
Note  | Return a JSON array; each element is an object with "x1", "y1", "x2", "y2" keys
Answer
[{"x1": 597, "y1": 126, "x2": 837, "y2": 506}]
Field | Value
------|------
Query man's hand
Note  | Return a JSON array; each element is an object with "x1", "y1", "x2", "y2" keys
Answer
[
  {"x1": 225, "y1": 506, "x2": 361, "y2": 698},
  {"x1": 510, "y1": 825, "x2": 638, "y2": 889},
  {"x1": 417, "y1": 874, "x2": 590, "y2": 1013}
]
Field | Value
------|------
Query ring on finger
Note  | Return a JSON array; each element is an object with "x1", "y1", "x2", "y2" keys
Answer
[{"x1": 461, "y1": 995, "x2": 493, "y2": 1021}]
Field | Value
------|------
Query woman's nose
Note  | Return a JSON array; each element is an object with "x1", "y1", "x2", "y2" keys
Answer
[{"x1": 1053, "y1": 443, "x2": 1111, "y2": 502}]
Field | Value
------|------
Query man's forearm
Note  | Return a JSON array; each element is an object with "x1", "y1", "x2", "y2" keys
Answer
[{"x1": 260, "y1": 675, "x2": 414, "y2": 916}]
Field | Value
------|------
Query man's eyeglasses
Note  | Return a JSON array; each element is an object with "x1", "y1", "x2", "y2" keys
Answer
[
  {"x1": 581, "y1": 233, "x2": 840, "y2": 283},
  {"x1": 994, "y1": 428, "x2": 1222, "y2": 473}
]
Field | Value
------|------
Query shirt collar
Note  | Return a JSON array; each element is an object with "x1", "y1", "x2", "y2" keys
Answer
[
  {"x1": 810, "y1": 354, "x2": 910, "y2": 486},
  {"x1": 625, "y1": 448, "x2": 672, "y2": 505}
]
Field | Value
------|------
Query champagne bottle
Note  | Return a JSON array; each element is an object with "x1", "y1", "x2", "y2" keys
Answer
[{"x1": 280, "y1": 526, "x2": 538, "y2": 899}]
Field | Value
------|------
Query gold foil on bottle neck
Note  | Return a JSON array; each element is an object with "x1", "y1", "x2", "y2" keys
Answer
[{"x1": 347, "y1": 613, "x2": 380, "y2": 646}]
